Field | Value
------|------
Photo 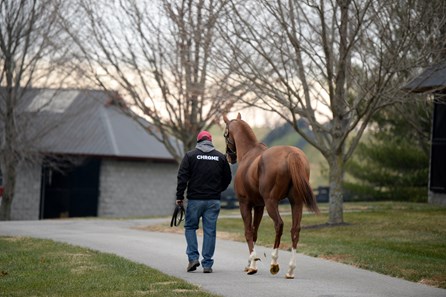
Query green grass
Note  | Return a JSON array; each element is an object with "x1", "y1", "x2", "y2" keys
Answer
[
  {"x1": 217, "y1": 202, "x2": 446, "y2": 288},
  {"x1": 0, "y1": 237, "x2": 220, "y2": 297}
]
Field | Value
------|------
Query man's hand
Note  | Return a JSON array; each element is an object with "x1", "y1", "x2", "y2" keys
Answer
[{"x1": 176, "y1": 199, "x2": 184, "y2": 206}]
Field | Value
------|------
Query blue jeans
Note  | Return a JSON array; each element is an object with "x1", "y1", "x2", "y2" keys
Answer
[{"x1": 184, "y1": 199, "x2": 221, "y2": 268}]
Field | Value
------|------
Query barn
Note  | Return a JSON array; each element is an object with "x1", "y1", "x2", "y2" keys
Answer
[
  {"x1": 3, "y1": 88, "x2": 179, "y2": 220},
  {"x1": 403, "y1": 61, "x2": 446, "y2": 206}
]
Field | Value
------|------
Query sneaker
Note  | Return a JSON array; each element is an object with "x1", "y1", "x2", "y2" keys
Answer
[
  {"x1": 187, "y1": 260, "x2": 200, "y2": 272},
  {"x1": 203, "y1": 267, "x2": 213, "y2": 273}
]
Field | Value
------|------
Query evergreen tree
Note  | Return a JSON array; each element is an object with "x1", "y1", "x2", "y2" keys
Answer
[{"x1": 345, "y1": 100, "x2": 431, "y2": 202}]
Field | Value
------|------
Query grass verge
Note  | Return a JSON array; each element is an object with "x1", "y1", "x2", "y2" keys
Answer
[{"x1": 0, "y1": 237, "x2": 220, "y2": 297}]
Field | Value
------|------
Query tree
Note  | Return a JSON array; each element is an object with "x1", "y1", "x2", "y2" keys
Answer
[
  {"x1": 63, "y1": 0, "x2": 242, "y2": 162},
  {"x1": 220, "y1": 0, "x2": 445, "y2": 224},
  {"x1": 0, "y1": 0, "x2": 69, "y2": 220}
]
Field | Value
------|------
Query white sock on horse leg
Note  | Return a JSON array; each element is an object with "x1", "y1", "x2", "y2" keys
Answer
[
  {"x1": 249, "y1": 248, "x2": 258, "y2": 270},
  {"x1": 286, "y1": 248, "x2": 297, "y2": 278},
  {"x1": 271, "y1": 248, "x2": 279, "y2": 266}
]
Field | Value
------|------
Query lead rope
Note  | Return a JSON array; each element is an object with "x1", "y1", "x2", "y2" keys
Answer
[{"x1": 170, "y1": 204, "x2": 185, "y2": 227}]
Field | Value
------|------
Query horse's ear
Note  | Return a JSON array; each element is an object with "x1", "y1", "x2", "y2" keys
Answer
[
  {"x1": 237, "y1": 113, "x2": 241, "y2": 120},
  {"x1": 223, "y1": 114, "x2": 230, "y2": 124}
]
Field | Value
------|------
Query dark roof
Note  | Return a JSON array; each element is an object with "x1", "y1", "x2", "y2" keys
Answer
[
  {"x1": 402, "y1": 61, "x2": 446, "y2": 93},
  {"x1": 10, "y1": 88, "x2": 175, "y2": 161}
]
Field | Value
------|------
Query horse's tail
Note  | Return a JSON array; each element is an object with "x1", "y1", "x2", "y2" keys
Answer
[{"x1": 288, "y1": 153, "x2": 320, "y2": 214}]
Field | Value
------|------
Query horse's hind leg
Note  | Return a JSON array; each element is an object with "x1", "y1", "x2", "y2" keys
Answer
[
  {"x1": 252, "y1": 205, "x2": 264, "y2": 244},
  {"x1": 286, "y1": 199, "x2": 303, "y2": 279},
  {"x1": 265, "y1": 199, "x2": 283, "y2": 275}
]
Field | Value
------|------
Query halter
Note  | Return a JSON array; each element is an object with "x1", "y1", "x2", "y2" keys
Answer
[{"x1": 224, "y1": 123, "x2": 237, "y2": 162}]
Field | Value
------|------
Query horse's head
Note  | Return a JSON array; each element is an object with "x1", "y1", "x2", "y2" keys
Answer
[{"x1": 223, "y1": 113, "x2": 241, "y2": 164}]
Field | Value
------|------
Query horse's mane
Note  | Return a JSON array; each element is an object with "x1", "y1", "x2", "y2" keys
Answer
[{"x1": 237, "y1": 120, "x2": 258, "y2": 143}]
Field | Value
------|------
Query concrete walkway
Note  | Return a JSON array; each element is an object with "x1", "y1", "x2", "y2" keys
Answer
[{"x1": 1, "y1": 218, "x2": 445, "y2": 297}]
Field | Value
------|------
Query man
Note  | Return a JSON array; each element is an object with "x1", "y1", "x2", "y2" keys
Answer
[{"x1": 176, "y1": 130, "x2": 232, "y2": 273}]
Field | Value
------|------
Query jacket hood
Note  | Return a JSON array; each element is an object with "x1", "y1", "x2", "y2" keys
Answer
[{"x1": 196, "y1": 140, "x2": 215, "y2": 153}]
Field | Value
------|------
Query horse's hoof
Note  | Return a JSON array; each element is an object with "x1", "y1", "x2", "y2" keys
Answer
[
  {"x1": 270, "y1": 264, "x2": 280, "y2": 275},
  {"x1": 247, "y1": 268, "x2": 258, "y2": 275},
  {"x1": 285, "y1": 274, "x2": 294, "y2": 279}
]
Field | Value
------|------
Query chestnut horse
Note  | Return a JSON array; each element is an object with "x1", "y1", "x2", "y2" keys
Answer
[{"x1": 223, "y1": 113, "x2": 319, "y2": 279}]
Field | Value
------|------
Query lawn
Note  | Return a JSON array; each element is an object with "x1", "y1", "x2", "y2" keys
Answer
[
  {"x1": 215, "y1": 202, "x2": 446, "y2": 288},
  {"x1": 0, "y1": 237, "x2": 220, "y2": 297}
]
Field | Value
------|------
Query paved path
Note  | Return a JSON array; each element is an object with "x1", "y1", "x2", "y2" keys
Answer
[{"x1": 1, "y1": 218, "x2": 445, "y2": 297}]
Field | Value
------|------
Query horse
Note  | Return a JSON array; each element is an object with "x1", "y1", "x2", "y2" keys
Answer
[{"x1": 223, "y1": 113, "x2": 319, "y2": 279}]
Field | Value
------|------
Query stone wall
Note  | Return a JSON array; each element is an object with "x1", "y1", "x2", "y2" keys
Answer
[
  {"x1": 11, "y1": 162, "x2": 42, "y2": 220},
  {"x1": 98, "y1": 159, "x2": 178, "y2": 217},
  {"x1": 429, "y1": 191, "x2": 446, "y2": 206}
]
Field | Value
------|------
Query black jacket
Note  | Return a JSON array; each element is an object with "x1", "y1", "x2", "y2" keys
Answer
[{"x1": 176, "y1": 141, "x2": 232, "y2": 201}]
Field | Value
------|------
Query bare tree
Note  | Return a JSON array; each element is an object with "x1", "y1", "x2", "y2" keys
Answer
[
  {"x1": 221, "y1": 0, "x2": 443, "y2": 224},
  {"x1": 0, "y1": 0, "x2": 70, "y2": 220},
  {"x1": 62, "y1": 0, "x2": 242, "y2": 162}
]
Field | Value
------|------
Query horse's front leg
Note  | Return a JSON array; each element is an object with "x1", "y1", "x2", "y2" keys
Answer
[
  {"x1": 246, "y1": 247, "x2": 259, "y2": 275},
  {"x1": 239, "y1": 202, "x2": 258, "y2": 274},
  {"x1": 245, "y1": 205, "x2": 264, "y2": 274}
]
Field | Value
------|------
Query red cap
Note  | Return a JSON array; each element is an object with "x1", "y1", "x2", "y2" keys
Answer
[{"x1": 197, "y1": 130, "x2": 212, "y2": 142}]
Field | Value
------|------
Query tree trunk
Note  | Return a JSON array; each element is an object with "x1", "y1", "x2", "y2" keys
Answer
[
  {"x1": 328, "y1": 154, "x2": 345, "y2": 225},
  {"x1": 0, "y1": 158, "x2": 17, "y2": 221}
]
